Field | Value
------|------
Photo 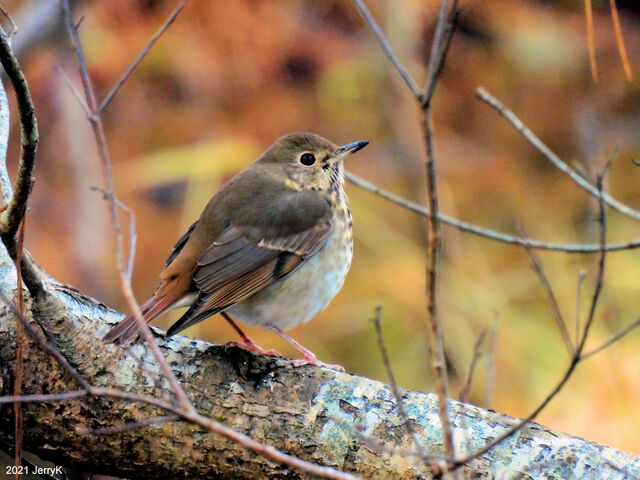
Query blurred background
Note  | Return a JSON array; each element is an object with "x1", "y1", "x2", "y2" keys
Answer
[{"x1": 2, "y1": 0, "x2": 639, "y2": 454}]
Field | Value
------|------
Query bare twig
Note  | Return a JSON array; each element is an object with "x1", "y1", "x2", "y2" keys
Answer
[
  {"x1": 0, "y1": 390, "x2": 89, "y2": 404},
  {"x1": 0, "y1": 26, "x2": 46, "y2": 302},
  {"x1": 351, "y1": 0, "x2": 422, "y2": 99},
  {"x1": 458, "y1": 328, "x2": 487, "y2": 404},
  {"x1": 0, "y1": 26, "x2": 37, "y2": 241},
  {"x1": 346, "y1": 171, "x2": 640, "y2": 253},
  {"x1": 610, "y1": 0, "x2": 633, "y2": 81},
  {"x1": 370, "y1": 306, "x2": 421, "y2": 454},
  {"x1": 90, "y1": 185, "x2": 137, "y2": 281},
  {"x1": 12, "y1": 218, "x2": 25, "y2": 475},
  {"x1": 518, "y1": 226, "x2": 574, "y2": 355},
  {"x1": 575, "y1": 270, "x2": 586, "y2": 347},
  {"x1": 420, "y1": 1, "x2": 457, "y2": 473},
  {"x1": 77, "y1": 415, "x2": 179, "y2": 436},
  {"x1": 98, "y1": 0, "x2": 188, "y2": 113},
  {"x1": 53, "y1": 65, "x2": 91, "y2": 116},
  {"x1": 485, "y1": 319, "x2": 497, "y2": 409},
  {"x1": 0, "y1": 6, "x2": 17, "y2": 38},
  {"x1": 0, "y1": 23, "x2": 46, "y2": 305},
  {"x1": 422, "y1": 1, "x2": 459, "y2": 108},
  {"x1": 575, "y1": 162, "x2": 610, "y2": 355},
  {"x1": 61, "y1": 0, "x2": 195, "y2": 415},
  {"x1": 476, "y1": 87, "x2": 640, "y2": 221},
  {"x1": 61, "y1": 2, "x2": 126, "y2": 278},
  {"x1": 581, "y1": 316, "x2": 640, "y2": 360},
  {"x1": 584, "y1": 0, "x2": 598, "y2": 82}
]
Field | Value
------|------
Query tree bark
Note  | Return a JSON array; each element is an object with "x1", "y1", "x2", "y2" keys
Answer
[{"x1": 0, "y1": 66, "x2": 638, "y2": 480}]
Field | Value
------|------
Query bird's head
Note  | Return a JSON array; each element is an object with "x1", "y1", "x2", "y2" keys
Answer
[{"x1": 259, "y1": 132, "x2": 368, "y2": 191}]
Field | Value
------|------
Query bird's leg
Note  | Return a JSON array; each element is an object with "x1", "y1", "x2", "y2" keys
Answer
[
  {"x1": 270, "y1": 325, "x2": 345, "y2": 372},
  {"x1": 221, "y1": 312, "x2": 280, "y2": 357}
]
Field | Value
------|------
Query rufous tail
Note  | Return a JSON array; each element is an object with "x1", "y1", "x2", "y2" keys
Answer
[{"x1": 102, "y1": 294, "x2": 177, "y2": 344}]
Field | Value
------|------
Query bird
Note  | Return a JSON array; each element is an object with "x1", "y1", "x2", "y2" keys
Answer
[{"x1": 103, "y1": 132, "x2": 368, "y2": 370}]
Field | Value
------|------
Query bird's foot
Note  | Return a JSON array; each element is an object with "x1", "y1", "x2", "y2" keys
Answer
[
  {"x1": 226, "y1": 338, "x2": 281, "y2": 357},
  {"x1": 293, "y1": 351, "x2": 345, "y2": 372},
  {"x1": 268, "y1": 325, "x2": 345, "y2": 371}
]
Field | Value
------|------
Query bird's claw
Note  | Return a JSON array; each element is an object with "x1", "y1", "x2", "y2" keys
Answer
[
  {"x1": 226, "y1": 340, "x2": 281, "y2": 357},
  {"x1": 293, "y1": 353, "x2": 345, "y2": 371}
]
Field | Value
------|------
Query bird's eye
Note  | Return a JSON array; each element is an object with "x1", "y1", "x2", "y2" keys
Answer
[{"x1": 300, "y1": 153, "x2": 316, "y2": 166}]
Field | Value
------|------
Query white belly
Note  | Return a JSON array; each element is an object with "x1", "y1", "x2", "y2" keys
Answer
[{"x1": 226, "y1": 219, "x2": 352, "y2": 331}]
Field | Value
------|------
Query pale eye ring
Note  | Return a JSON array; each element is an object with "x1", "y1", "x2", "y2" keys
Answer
[{"x1": 300, "y1": 153, "x2": 316, "y2": 166}]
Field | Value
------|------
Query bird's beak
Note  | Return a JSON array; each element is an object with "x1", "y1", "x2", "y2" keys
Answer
[{"x1": 335, "y1": 140, "x2": 369, "y2": 159}]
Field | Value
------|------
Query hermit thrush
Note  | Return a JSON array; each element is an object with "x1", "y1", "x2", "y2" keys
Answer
[{"x1": 103, "y1": 132, "x2": 368, "y2": 370}]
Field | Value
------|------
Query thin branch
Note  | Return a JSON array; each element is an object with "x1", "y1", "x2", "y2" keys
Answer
[
  {"x1": 575, "y1": 270, "x2": 586, "y2": 347},
  {"x1": 581, "y1": 316, "x2": 640, "y2": 360},
  {"x1": 458, "y1": 328, "x2": 487, "y2": 404},
  {"x1": 0, "y1": 6, "x2": 17, "y2": 38},
  {"x1": 422, "y1": 0, "x2": 459, "y2": 108},
  {"x1": 12, "y1": 218, "x2": 25, "y2": 475},
  {"x1": 484, "y1": 319, "x2": 497, "y2": 409},
  {"x1": 351, "y1": 0, "x2": 422, "y2": 99},
  {"x1": 77, "y1": 415, "x2": 179, "y2": 436},
  {"x1": 61, "y1": 0, "x2": 195, "y2": 415},
  {"x1": 370, "y1": 306, "x2": 421, "y2": 454},
  {"x1": 61, "y1": 1, "x2": 125, "y2": 276},
  {"x1": 576, "y1": 162, "x2": 610, "y2": 355},
  {"x1": 345, "y1": 171, "x2": 640, "y2": 253},
  {"x1": 420, "y1": 0, "x2": 456, "y2": 474},
  {"x1": 0, "y1": 23, "x2": 46, "y2": 306},
  {"x1": 98, "y1": 0, "x2": 187, "y2": 113},
  {"x1": 53, "y1": 65, "x2": 91, "y2": 116},
  {"x1": 90, "y1": 185, "x2": 137, "y2": 281},
  {"x1": 610, "y1": 0, "x2": 633, "y2": 82},
  {"x1": 0, "y1": 390, "x2": 88, "y2": 404},
  {"x1": 0, "y1": 27, "x2": 46, "y2": 301},
  {"x1": 584, "y1": 0, "x2": 598, "y2": 82},
  {"x1": 476, "y1": 87, "x2": 640, "y2": 221},
  {"x1": 518, "y1": 226, "x2": 574, "y2": 355},
  {"x1": 0, "y1": 25, "x2": 38, "y2": 241},
  {"x1": 120, "y1": 200, "x2": 137, "y2": 282}
]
